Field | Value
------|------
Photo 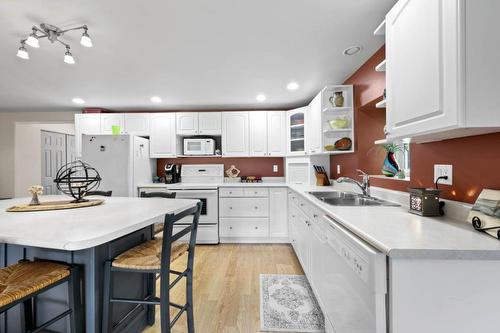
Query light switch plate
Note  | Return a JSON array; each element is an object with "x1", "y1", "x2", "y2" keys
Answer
[
  {"x1": 273, "y1": 165, "x2": 278, "y2": 173},
  {"x1": 434, "y1": 164, "x2": 453, "y2": 185}
]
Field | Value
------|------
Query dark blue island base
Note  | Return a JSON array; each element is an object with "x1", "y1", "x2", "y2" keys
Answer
[{"x1": 0, "y1": 226, "x2": 155, "y2": 333}]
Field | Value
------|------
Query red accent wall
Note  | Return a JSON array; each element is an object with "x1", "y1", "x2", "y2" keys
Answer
[
  {"x1": 331, "y1": 46, "x2": 500, "y2": 204},
  {"x1": 157, "y1": 157, "x2": 284, "y2": 177}
]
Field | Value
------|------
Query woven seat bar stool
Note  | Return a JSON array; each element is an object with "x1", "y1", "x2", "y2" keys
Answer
[
  {"x1": 0, "y1": 260, "x2": 83, "y2": 333},
  {"x1": 140, "y1": 191, "x2": 177, "y2": 235},
  {"x1": 102, "y1": 201, "x2": 202, "y2": 333}
]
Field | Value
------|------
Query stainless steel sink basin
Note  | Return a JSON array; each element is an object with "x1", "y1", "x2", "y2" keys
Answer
[{"x1": 308, "y1": 191, "x2": 400, "y2": 207}]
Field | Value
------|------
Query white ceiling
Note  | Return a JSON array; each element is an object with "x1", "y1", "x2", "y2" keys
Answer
[{"x1": 0, "y1": 0, "x2": 395, "y2": 112}]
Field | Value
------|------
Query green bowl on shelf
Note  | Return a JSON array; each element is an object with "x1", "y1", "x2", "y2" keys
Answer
[{"x1": 329, "y1": 118, "x2": 349, "y2": 129}]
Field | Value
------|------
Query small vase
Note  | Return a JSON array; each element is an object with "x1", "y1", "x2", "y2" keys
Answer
[
  {"x1": 381, "y1": 152, "x2": 400, "y2": 177},
  {"x1": 333, "y1": 91, "x2": 344, "y2": 107}
]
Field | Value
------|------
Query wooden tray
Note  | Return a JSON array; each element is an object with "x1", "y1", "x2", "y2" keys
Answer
[{"x1": 6, "y1": 199, "x2": 104, "y2": 212}]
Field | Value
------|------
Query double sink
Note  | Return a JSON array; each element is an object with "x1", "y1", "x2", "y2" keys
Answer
[{"x1": 309, "y1": 191, "x2": 400, "y2": 207}]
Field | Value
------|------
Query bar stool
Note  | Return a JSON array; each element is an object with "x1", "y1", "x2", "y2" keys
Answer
[
  {"x1": 140, "y1": 191, "x2": 177, "y2": 235},
  {"x1": 0, "y1": 260, "x2": 83, "y2": 333},
  {"x1": 101, "y1": 201, "x2": 202, "y2": 333}
]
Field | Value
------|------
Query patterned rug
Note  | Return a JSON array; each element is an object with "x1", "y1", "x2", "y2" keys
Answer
[{"x1": 260, "y1": 274, "x2": 325, "y2": 332}]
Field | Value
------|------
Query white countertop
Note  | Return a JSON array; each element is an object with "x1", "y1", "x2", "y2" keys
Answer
[
  {"x1": 138, "y1": 182, "x2": 288, "y2": 189},
  {"x1": 287, "y1": 184, "x2": 500, "y2": 259},
  {"x1": 0, "y1": 195, "x2": 198, "y2": 251}
]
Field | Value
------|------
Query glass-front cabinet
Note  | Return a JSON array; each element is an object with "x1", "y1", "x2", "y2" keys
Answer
[{"x1": 287, "y1": 106, "x2": 308, "y2": 155}]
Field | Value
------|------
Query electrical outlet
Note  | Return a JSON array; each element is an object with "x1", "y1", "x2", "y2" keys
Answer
[
  {"x1": 273, "y1": 165, "x2": 278, "y2": 173},
  {"x1": 336, "y1": 164, "x2": 341, "y2": 174},
  {"x1": 434, "y1": 164, "x2": 453, "y2": 185}
]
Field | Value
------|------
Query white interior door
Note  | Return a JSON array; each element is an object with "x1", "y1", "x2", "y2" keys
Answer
[
  {"x1": 66, "y1": 135, "x2": 76, "y2": 164},
  {"x1": 41, "y1": 131, "x2": 66, "y2": 195}
]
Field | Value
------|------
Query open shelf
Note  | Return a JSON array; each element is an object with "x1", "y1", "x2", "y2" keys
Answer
[
  {"x1": 290, "y1": 138, "x2": 304, "y2": 142},
  {"x1": 322, "y1": 106, "x2": 352, "y2": 113},
  {"x1": 374, "y1": 138, "x2": 388, "y2": 145},
  {"x1": 290, "y1": 123, "x2": 305, "y2": 128},
  {"x1": 374, "y1": 20, "x2": 386, "y2": 36},
  {"x1": 375, "y1": 99, "x2": 387, "y2": 108},
  {"x1": 323, "y1": 128, "x2": 352, "y2": 133},
  {"x1": 375, "y1": 59, "x2": 386, "y2": 72}
]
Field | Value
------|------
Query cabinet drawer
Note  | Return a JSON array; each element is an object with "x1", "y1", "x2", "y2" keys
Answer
[
  {"x1": 219, "y1": 187, "x2": 244, "y2": 197},
  {"x1": 288, "y1": 191, "x2": 300, "y2": 207},
  {"x1": 219, "y1": 198, "x2": 269, "y2": 217},
  {"x1": 219, "y1": 218, "x2": 269, "y2": 238},
  {"x1": 297, "y1": 197, "x2": 311, "y2": 216},
  {"x1": 243, "y1": 187, "x2": 269, "y2": 197}
]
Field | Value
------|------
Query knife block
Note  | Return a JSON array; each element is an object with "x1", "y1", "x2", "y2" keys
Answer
[{"x1": 315, "y1": 173, "x2": 331, "y2": 186}]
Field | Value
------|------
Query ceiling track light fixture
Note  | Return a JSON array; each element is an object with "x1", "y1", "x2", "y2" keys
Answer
[{"x1": 16, "y1": 23, "x2": 93, "y2": 64}]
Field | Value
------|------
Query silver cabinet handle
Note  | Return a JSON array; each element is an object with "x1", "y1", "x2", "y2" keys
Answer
[
  {"x1": 254, "y1": 226, "x2": 258, "y2": 229},
  {"x1": 254, "y1": 191, "x2": 258, "y2": 194},
  {"x1": 229, "y1": 226, "x2": 233, "y2": 230},
  {"x1": 229, "y1": 207, "x2": 233, "y2": 209},
  {"x1": 313, "y1": 214, "x2": 318, "y2": 218},
  {"x1": 254, "y1": 206, "x2": 258, "y2": 209},
  {"x1": 199, "y1": 130, "x2": 203, "y2": 133}
]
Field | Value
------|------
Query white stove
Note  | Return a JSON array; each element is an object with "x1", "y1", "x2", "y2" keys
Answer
[{"x1": 169, "y1": 164, "x2": 224, "y2": 244}]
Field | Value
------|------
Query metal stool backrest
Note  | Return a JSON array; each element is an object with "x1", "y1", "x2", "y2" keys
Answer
[
  {"x1": 140, "y1": 191, "x2": 176, "y2": 199},
  {"x1": 85, "y1": 190, "x2": 113, "y2": 197}
]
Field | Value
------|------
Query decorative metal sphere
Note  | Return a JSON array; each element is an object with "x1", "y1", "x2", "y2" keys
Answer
[{"x1": 54, "y1": 160, "x2": 101, "y2": 203}]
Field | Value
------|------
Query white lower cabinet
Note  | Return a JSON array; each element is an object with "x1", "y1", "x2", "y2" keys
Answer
[{"x1": 219, "y1": 187, "x2": 287, "y2": 243}]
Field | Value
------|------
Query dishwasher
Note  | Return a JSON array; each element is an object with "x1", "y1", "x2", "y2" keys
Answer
[{"x1": 313, "y1": 214, "x2": 387, "y2": 333}]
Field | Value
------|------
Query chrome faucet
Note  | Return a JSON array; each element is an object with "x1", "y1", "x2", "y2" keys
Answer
[{"x1": 337, "y1": 169, "x2": 370, "y2": 196}]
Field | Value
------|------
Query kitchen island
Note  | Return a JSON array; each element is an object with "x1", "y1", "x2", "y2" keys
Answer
[{"x1": 0, "y1": 195, "x2": 198, "y2": 333}]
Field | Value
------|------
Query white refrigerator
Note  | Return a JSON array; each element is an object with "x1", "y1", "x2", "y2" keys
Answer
[{"x1": 81, "y1": 135, "x2": 155, "y2": 197}]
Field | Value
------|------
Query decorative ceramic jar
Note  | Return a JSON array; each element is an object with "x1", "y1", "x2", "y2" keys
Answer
[{"x1": 329, "y1": 91, "x2": 344, "y2": 107}]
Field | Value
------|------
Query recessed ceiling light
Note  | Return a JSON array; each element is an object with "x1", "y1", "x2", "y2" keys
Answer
[
  {"x1": 287, "y1": 82, "x2": 300, "y2": 91},
  {"x1": 150, "y1": 96, "x2": 162, "y2": 103},
  {"x1": 72, "y1": 97, "x2": 85, "y2": 105},
  {"x1": 256, "y1": 94, "x2": 266, "y2": 102},
  {"x1": 343, "y1": 45, "x2": 363, "y2": 56}
]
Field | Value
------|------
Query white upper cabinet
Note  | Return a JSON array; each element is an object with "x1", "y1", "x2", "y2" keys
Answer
[
  {"x1": 267, "y1": 111, "x2": 287, "y2": 156},
  {"x1": 249, "y1": 111, "x2": 268, "y2": 156},
  {"x1": 198, "y1": 112, "x2": 222, "y2": 135},
  {"x1": 176, "y1": 113, "x2": 198, "y2": 135},
  {"x1": 100, "y1": 114, "x2": 125, "y2": 134},
  {"x1": 286, "y1": 107, "x2": 307, "y2": 156},
  {"x1": 150, "y1": 113, "x2": 176, "y2": 157},
  {"x1": 75, "y1": 114, "x2": 101, "y2": 157},
  {"x1": 176, "y1": 112, "x2": 222, "y2": 135},
  {"x1": 124, "y1": 113, "x2": 150, "y2": 135},
  {"x1": 306, "y1": 93, "x2": 322, "y2": 154},
  {"x1": 385, "y1": 0, "x2": 500, "y2": 142},
  {"x1": 222, "y1": 112, "x2": 249, "y2": 156}
]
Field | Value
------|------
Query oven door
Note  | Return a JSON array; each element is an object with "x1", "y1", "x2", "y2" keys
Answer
[{"x1": 172, "y1": 189, "x2": 218, "y2": 224}]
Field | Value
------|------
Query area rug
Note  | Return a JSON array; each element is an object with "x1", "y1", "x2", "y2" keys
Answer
[{"x1": 260, "y1": 274, "x2": 325, "y2": 332}]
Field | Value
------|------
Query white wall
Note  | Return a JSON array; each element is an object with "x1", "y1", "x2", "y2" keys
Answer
[
  {"x1": 0, "y1": 111, "x2": 77, "y2": 198},
  {"x1": 14, "y1": 123, "x2": 75, "y2": 197}
]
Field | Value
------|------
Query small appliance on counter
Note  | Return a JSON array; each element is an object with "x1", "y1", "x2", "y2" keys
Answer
[
  {"x1": 408, "y1": 188, "x2": 441, "y2": 216},
  {"x1": 164, "y1": 164, "x2": 181, "y2": 184},
  {"x1": 183, "y1": 138, "x2": 215, "y2": 155},
  {"x1": 241, "y1": 176, "x2": 262, "y2": 183}
]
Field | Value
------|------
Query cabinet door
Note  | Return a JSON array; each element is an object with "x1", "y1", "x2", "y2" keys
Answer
[
  {"x1": 176, "y1": 112, "x2": 198, "y2": 135},
  {"x1": 286, "y1": 107, "x2": 307, "y2": 156},
  {"x1": 267, "y1": 111, "x2": 287, "y2": 156},
  {"x1": 296, "y1": 211, "x2": 311, "y2": 274},
  {"x1": 270, "y1": 188, "x2": 288, "y2": 238},
  {"x1": 198, "y1": 112, "x2": 222, "y2": 135},
  {"x1": 124, "y1": 113, "x2": 150, "y2": 135},
  {"x1": 307, "y1": 93, "x2": 322, "y2": 154},
  {"x1": 100, "y1": 114, "x2": 125, "y2": 134},
  {"x1": 386, "y1": 0, "x2": 460, "y2": 139},
  {"x1": 249, "y1": 111, "x2": 268, "y2": 156},
  {"x1": 75, "y1": 114, "x2": 101, "y2": 157},
  {"x1": 222, "y1": 112, "x2": 249, "y2": 156},
  {"x1": 150, "y1": 113, "x2": 176, "y2": 157}
]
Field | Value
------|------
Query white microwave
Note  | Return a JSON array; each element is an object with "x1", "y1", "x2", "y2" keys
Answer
[{"x1": 183, "y1": 138, "x2": 215, "y2": 155}]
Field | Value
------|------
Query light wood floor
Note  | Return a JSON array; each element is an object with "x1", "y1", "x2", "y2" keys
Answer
[{"x1": 142, "y1": 244, "x2": 303, "y2": 333}]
